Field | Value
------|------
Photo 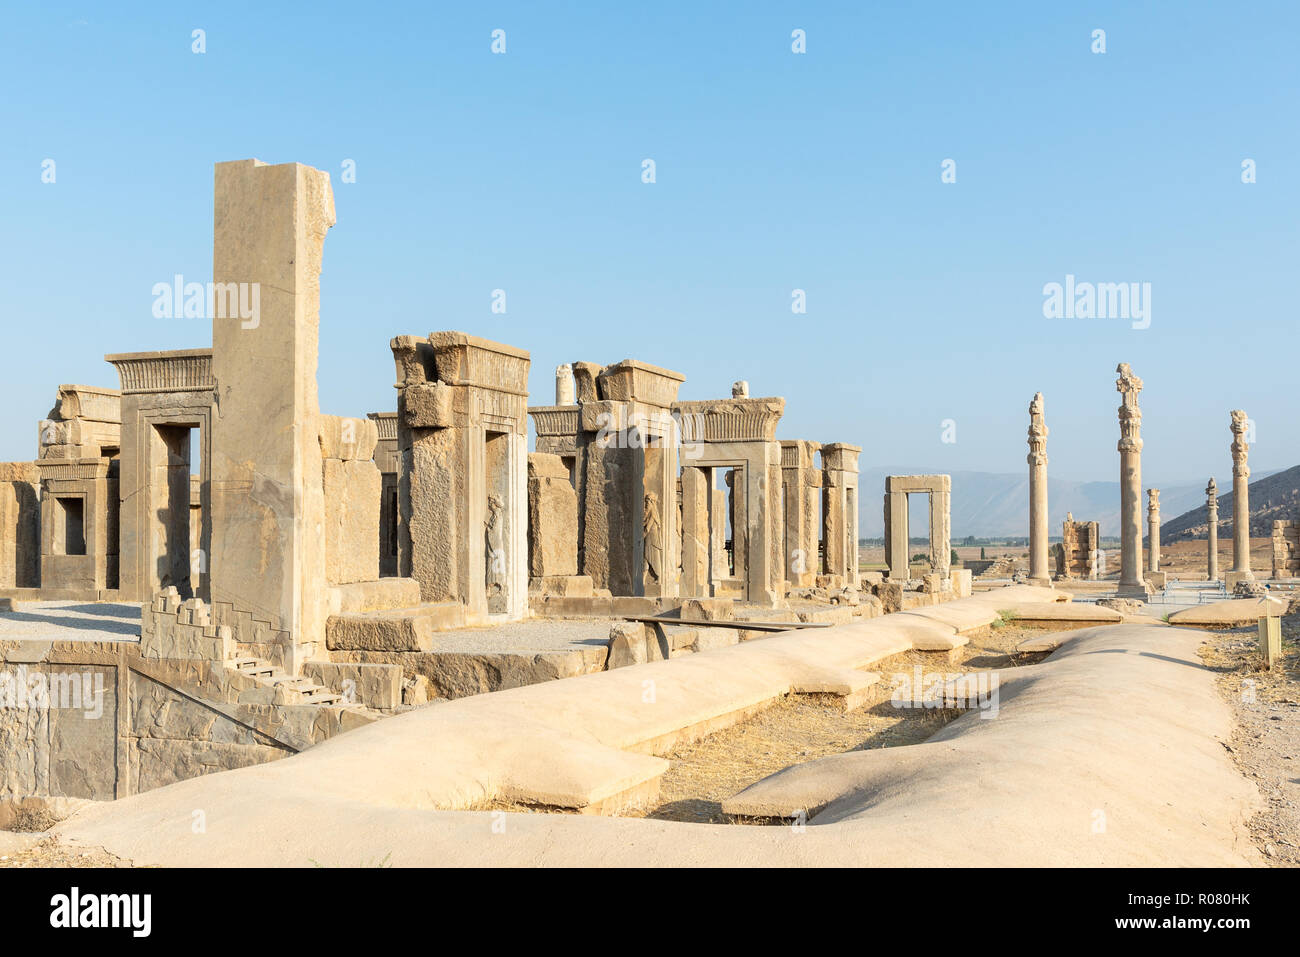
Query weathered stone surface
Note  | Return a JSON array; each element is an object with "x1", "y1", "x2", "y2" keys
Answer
[
  {"x1": 318, "y1": 414, "x2": 379, "y2": 461},
  {"x1": 527, "y1": 575, "x2": 594, "y2": 597},
  {"x1": 401, "y1": 381, "x2": 455, "y2": 430},
  {"x1": 302, "y1": 661, "x2": 402, "y2": 710},
  {"x1": 680, "y1": 597, "x2": 734, "y2": 621},
  {"x1": 1115, "y1": 364, "x2": 1151, "y2": 598},
  {"x1": 325, "y1": 605, "x2": 466, "y2": 652},
  {"x1": 528, "y1": 453, "x2": 578, "y2": 578},
  {"x1": 209, "y1": 159, "x2": 336, "y2": 673},
  {"x1": 327, "y1": 578, "x2": 422, "y2": 615},
  {"x1": 323, "y1": 458, "x2": 381, "y2": 585},
  {"x1": 607, "y1": 621, "x2": 649, "y2": 668},
  {"x1": 0, "y1": 463, "x2": 39, "y2": 589}
]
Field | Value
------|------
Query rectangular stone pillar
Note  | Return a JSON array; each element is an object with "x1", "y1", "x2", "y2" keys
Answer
[
  {"x1": 884, "y1": 490, "x2": 909, "y2": 581},
  {"x1": 929, "y1": 488, "x2": 951, "y2": 579},
  {"x1": 527, "y1": 453, "x2": 579, "y2": 579},
  {"x1": 320, "y1": 415, "x2": 381, "y2": 585},
  {"x1": 780, "y1": 441, "x2": 821, "y2": 589},
  {"x1": 821, "y1": 443, "x2": 860, "y2": 587},
  {"x1": 0, "y1": 463, "x2": 40, "y2": 588},
  {"x1": 209, "y1": 159, "x2": 335, "y2": 674},
  {"x1": 680, "y1": 466, "x2": 709, "y2": 597}
]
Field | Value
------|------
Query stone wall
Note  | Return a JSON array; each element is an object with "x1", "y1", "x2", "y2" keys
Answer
[
  {"x1": 1272, "y1": 520, "x2": 1300, "y2": 579},
  {"x1": 1056, "y1": 518, "x2": 1100, "y2": 580},
  {"x1": 0, "y1": 463, "x2": 40, "y2": 588}
]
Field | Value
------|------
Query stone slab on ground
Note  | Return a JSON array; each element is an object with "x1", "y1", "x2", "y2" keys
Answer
[
  {"x1": 1168, "y1": 597, "x2": 1288, "y2": 628},
  {"x1": 1004, "y1": 602, "x2": 1122, "y2": 625},
  {"x1": 53, "y1": 612, "x2": 1260, "y2": 867},
  {"x1": 329, "y1": 618, "x2": 618, "y2": 699}
]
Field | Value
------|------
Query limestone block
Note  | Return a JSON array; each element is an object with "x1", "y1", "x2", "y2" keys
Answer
[
  {"x1": 323, "y1": 459, "x2": 381, "y2": 585},
  {"x1": 528, "y1": 575, "x2": 594, "y2": 597},
  {"x1": 951, "y1": 568, "x2": 973, "y2": 598},
  {"x1": 47, "y1": 665, "x2": 117, "y2": 801},
  {"x1": 301, "y1": 661, "x2": 402, "y2": 710},
  {"x1": 571, "y1": 362, "x2": 603, "y2": 403},
  {"x1": 325, "y1": 605, "x2": 464, "y2": 651},
  {"x1": 607, "y1": 621, "x2": 664, "y2": 669},
  {"x1": 327, "y1": 578, "x2": 422, "y2": 615},
  {"x1": 596, "y1": 360, "x2": 685, "y2": 408},
  {"x1": 528, "y1": 453, "x2": 579, "y2": 578},
  {"x1": 319, "y1": 415, "x2": 379, "y2": 461},
  {"x1": 680, "y1": 597, "x2": 734, "y2": 621},
  {"x1": 874, "y1": 582, "x2": 904, "y2": 614},
  {"x1": 402, "y1": 381, "x2": 455, "y2": 430}
]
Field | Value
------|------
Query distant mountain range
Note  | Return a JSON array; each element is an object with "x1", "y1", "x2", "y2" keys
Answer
[
  {"x1": 857, "y1": 467, "x2": 1288, "y2": 539},
  {"x1": 1160, "y1": 464, "x2": 1300, "y2": 541}
]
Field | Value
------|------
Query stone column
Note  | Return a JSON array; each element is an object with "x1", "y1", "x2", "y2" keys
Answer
[
  {"x1": 555, "y1": 364, "x2": 575, "y2": 405},
  {"x1": 209, "y1": 160, "x2": 335, "y2": 673},
  {"x1": 1230, "y1": 410, "x2": 1253, "y2": 581},
  {"x1": 1026, "y1": 392, "x2": 1051, "y2": 586},
  {"x1": 1115, "y1": 363, "x2": 1149, "y2": 597},
  {"x1": 1146, "y1": 488, "x2": 1160, "y2": 572},
  {"x1": 1205, "y1": 478, "x2": 1218, "y2": 581}
]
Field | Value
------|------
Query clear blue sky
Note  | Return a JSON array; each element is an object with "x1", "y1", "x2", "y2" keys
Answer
[{"x1": 2, "y1": 2, "x2": 1295, "y2": 486}]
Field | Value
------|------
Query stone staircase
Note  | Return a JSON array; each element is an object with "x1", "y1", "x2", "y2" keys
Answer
[{"x1": 224, "y1": 653, "x2": 352, "y2": 707}]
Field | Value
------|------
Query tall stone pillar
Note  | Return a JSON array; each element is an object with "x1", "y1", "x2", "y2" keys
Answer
[
  {"x1": 1230, "y1": 410, "x2": 1253, "y2": 582},
  {"x1": 928, "y1": 487, "x2": 951, "y2": 579},
  {"x1": 779, "y1": 440, "x2": 821, "y2": 589},
  {"x1": 883, "y1": 487, "x2": 909, "y2": 582},
  {"x1": 209, "y1": 160, "x2": 335, "y2": 674},
  {"x1": 1205, "y1": 478, "x2": 1219, "y2": 581},
  {"x1": 1146, "y1": 489, "x2": 1160, "y2": 572},
  {"x1": 679, "y1": 466, "x2": 709, "y2": 596},
  {"x1": 1026, "y1": 392, "x2": 1051, "y2": 586},
  {"x1": 1115, "y1": 363, "x2": 1149, "y2": 598}
]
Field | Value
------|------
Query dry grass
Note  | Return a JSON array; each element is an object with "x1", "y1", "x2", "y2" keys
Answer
[{"x1": 625, "y1": 621, "x2": 1051, "y2": 824}]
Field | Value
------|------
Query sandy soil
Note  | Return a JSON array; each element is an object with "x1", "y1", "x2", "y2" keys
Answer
[{"x1": 1198, "y1": 617, "x2": 1300, "y2": 866}]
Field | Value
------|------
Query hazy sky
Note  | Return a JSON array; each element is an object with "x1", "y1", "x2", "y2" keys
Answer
[{"x1": 2, "y1": 2, "x2": 1295, "y2": 487}]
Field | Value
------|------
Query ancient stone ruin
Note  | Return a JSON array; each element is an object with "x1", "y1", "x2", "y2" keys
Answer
[
  {"x1": 1272, "y1": 520, "x2": 1299, "y2": 579},
  {"x1": 0, "y1": 159, "x2": 893, "y2": 805},
  {"x1": 1053, "y1": 513, "x2": 1101, "y2": 581}
]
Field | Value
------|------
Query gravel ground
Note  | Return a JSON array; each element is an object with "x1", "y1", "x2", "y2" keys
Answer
[
  {"x1": 0, "y1": 601, "x2": 141, "y2": 642},
  {"x1": 424, "y1": 618, "x2": 618, "y2": 652}
]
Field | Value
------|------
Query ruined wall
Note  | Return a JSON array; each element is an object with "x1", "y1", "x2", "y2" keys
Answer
[
  {"x1": 1272, "y1": 520, "x2": 1300, "y2": 579},
  {"x1": 1057, "y1": 518, "x2": 1100, "y2": 580},
  {"x1": 0, "y1": 463, "x2": 40, "y2": 588}
]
